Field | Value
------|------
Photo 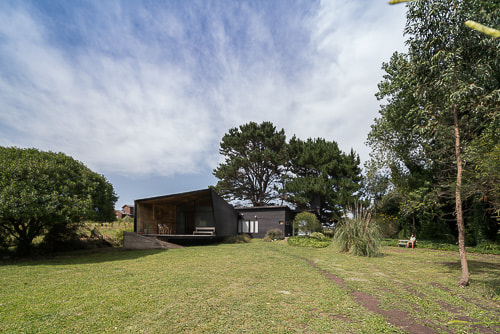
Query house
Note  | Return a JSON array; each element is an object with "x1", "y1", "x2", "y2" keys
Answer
[
  {"x1": 127, "y1": 188, "x2": 298, "y2": 248},
  {"x1": 133, "y1": 188, "x2": 238, "y2": 243},
  {"x1": 115, "y1": 204, "x2": 135, "y2": 219},
  {"x1": 122, "y1": 204, "x2": 134, "y2": 217},
  {"x1": 235, "y1": 205, "x2": 295, "y2": 238}
]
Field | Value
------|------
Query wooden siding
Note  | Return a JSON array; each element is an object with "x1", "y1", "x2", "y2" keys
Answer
[{"x1": 134, "y1": 188, "x2": 238, "y2": 238}]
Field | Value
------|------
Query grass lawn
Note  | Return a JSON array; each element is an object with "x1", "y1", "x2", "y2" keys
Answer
[{"x1": 1, "y1": 241, "x2": 498, "y2": 333}]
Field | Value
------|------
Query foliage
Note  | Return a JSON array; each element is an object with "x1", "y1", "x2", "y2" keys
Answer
[
  {"x1": 463, "y1": 119, "x2": 500, "y2": 216},
  {"x1": 213, "y1": 121, "x2": 287, "y2": 206},
  {"x1": 372, "y1": 212, "x2": 399, "y2": 238},
  {"x1": 309, "y1": 232, "x2": 327, "y2": 241},
  {"x1": 283, "y1": 137, "x2": 362, "y2": 221},
  {"x1": 224, "y1": 234, "x2": 252, "y2": 244},
  {"x1": 366, "y1": 0, "x2": 499, "y2": 266},
  {"x1": 0, "y1": 147, "x2": 117, "y2": 255},
  {"x1": 263, "y1": 229, "x2": 284, "y2": 242},
  {"x1": 82, "y1": 220, "x2": 134, "y2": 247},
  {"x1": 333, "y1": 203, "x2": 381, "y2": 257},
  {"x1": 287, "y1": 235, "x2": 331, "y2": 248},
  {"x1": 40, "y1": 222, "x2": 87, "y2": 253},
  {"x1": 292, "y1": 212, "x2": 322, "y2": 236},
  {"x1": 213, "y1": 122, "x2": 364, "y2": 225}
]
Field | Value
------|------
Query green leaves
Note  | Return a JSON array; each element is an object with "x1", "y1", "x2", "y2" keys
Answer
[
  {"x1": 214, "y1": 122, "x2": 362, "y2": 221},
  {"x1": 213, "y1": 121, "x2": 287, "y2": 206},
  {"x1": 283, "y1": 137, "x2": 362, "y2": 221},
  {"x1": 0, "y1": 147, "x2": 117, "y2": 254},
  {"x1": 367, "y1": 0, "x2": 499, "y2": 236}
]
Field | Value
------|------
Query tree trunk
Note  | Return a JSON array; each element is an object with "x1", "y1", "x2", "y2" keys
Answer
[{"x1": 454, "y1": 103, "x2": 469, "y2": 287}]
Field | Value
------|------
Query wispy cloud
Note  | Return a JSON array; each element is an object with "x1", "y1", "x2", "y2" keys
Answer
[{"x1": 0, "y1": 0, "x2": 407, "y2": 177}]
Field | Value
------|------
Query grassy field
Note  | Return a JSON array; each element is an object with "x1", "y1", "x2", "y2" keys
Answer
[{"x1": 1, "y1": 241, "x2": 498, "y2": 333}]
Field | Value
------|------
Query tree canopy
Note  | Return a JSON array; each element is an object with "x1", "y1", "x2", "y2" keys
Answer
[
  {"x1": 213, "y1": 121, "x2": 287, "y2": 206},
  {"x1": 214, "y1": 121, "x2": 362, "y2": 224},
  {"x1": 0, "y1": 147, "x2": 117, "y2": 255},
  {"x1": 283, "y1": 137, "x2": 362, "y2": 222},
  {"x1": 367, "y1": 0, "x2": 499, "y2": 286}
]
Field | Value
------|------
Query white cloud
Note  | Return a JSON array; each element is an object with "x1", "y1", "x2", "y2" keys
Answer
[{"x1": 0, "y1": 1, "x2": 407, "y2": 178}]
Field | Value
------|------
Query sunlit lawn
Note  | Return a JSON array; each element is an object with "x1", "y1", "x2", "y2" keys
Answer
[{"x1": 1, "y1": 241, "x2": 498, "y2": 333}]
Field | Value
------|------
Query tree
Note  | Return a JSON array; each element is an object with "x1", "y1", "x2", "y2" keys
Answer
[
  {"x1": 0, "y1": 147, "x2": 117, "y2": 255},
  {"x1": 292, "y1": 212, "x2": 322, "y2": 236},
  {"x1": 370, "y1": 0, "x2": 499, "y2": 286},
  {"x1": 406, "y1": 0, "x2": 499, "y2": 287},
  {"x1": 213, "y1": 121, "x2": 287, "y2": 206},
  {"x1": 282, "y1": 136, "x2": 362, "y2": 223}
]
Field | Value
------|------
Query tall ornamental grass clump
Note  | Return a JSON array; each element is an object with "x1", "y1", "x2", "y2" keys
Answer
[{"x1": 333, "y1": 203, "x2": 381, "y2": 257}]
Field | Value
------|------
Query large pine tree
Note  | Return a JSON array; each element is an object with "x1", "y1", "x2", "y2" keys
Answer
[
  {"x1": 213, "y1": 121, "x2": 287, "y2": 206},
  {"x1": 282, "y1": 136, "x2": 362, "y2": 223}
]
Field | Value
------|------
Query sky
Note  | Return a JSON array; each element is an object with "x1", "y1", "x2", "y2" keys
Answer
[{"x1": 0, "y1": 0, "x2": 408, "y2": 209}]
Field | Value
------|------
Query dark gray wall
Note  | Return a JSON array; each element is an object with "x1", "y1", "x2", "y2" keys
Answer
[
  {"x1": 237, "y1": 207, "x2": 295, "y2": 238},
  {"x1": 211, "y1": 189, "x2": 239, "y2": 237}
]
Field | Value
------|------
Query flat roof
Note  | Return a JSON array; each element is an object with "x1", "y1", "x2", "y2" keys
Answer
[
  {"x1": 135, "y1": 188, "x2": 212, "y2": 205},
  {"x1": 235, "y1": 205, "x2": 291, "y2": 210}
]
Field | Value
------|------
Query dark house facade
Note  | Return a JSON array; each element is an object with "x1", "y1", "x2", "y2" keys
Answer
[
  {"x1": 236, "y1": 206, "x2": 295, "y2": 238},
  {"x1": 133, "y1": 188, "x2": 298, "y2": 243},
  {"x1": 134, "y1": 188, "x2": 238, "y2": 241}
]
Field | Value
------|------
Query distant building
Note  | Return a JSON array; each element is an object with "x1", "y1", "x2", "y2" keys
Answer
[{"x1": 115, "y1": 204, "x2": 135, "y2": 219}]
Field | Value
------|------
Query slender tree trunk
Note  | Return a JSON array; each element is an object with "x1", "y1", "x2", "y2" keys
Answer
[
  {"x1": 454, "y1": 103, "x2": 469, "y2": 287},
  {"x1": 452, "y1": 0, "x2": 468, "y2": 287}
]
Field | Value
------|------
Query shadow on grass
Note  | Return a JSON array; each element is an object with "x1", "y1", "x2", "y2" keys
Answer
[
  {"x1": 439, "y1": 259, "x2": 500, "y2": 274},
  {"x1": 439, "y1": 260, "x2": 500, "y2": 294},
  {"x1": 0, "y1": 247, "x2": 170, "y2": 267}
]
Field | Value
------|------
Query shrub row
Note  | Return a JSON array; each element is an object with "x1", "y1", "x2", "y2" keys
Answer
[{"x1": 287, "y1": 234, "x2": 331, "y2": 248}]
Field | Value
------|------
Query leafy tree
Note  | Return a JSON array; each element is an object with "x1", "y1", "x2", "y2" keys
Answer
[
  {"x1": 283, "y1": 136, "x2": 362, "y2": 222},
  {"x1": 0, "y1": 147, "x2": 117, "y2": 255},
  {"x1": 292, "y1": 212, "x2": 322, "y2": 236},
  {"x1": 369, "y1": 0, "x2": 499, "y2": 286},
  {"x1": 213, "y1": 121, "x2": 287, "y2": 206}
]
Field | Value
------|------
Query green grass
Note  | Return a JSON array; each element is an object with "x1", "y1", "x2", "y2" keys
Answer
[{"x1": 1, "y1": 241, "x2": 499, "y2": 333}]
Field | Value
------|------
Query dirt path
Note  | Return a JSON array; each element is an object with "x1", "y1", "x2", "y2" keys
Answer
[{"x1": 302, "y1": 257, "x2": 442, "y2": 334}]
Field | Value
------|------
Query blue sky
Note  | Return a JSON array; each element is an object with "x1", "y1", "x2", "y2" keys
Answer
[{"x1": 0, "y1": 0, "x2": 407, "y2": 209}]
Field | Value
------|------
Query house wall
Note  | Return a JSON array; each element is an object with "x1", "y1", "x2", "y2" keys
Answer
[
  {"x1": 237, "y1": 207, "x2": 294, "y2": 238},
  {"x1": 211, "y1": 189, "x2": 238, "y2": 237},
  {"x1": 122, "y1": 205, "x2": 134, "y2": 216}
]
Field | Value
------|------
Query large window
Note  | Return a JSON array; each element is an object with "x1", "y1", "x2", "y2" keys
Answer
[{"x1": 238, "y1": 220, "x2": 258, "y2": 233}]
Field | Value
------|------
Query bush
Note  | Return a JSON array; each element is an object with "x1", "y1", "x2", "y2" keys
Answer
[
  {"x1": 287, "y1": 236, "x2": 331, "y2": 248},
  {"x1": 40, "y1": 222, "x2": 87, "y2": 253},
  {"x1": 333, "y1": 203, "x2": 381, "y2": 257},
  {"x1": 293, "y1": 212, "x2": 322, "y2": 236},
  {"x1": 263, "y1": 229, "x2": 284, "y2": 242},
  {"x1": 310, "y1": 232, "x2": 326, "y2": 240},
  {"x1": 471, "y1": 241, "x2": 500, "y2": 255},
  {"x1": 224, "y1": 234, "x2": 252, "y2": 244}
]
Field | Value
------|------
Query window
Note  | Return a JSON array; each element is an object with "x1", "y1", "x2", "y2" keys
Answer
[{"x1": 238, "y1": 220, "x2": 258, "y2": 233}]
